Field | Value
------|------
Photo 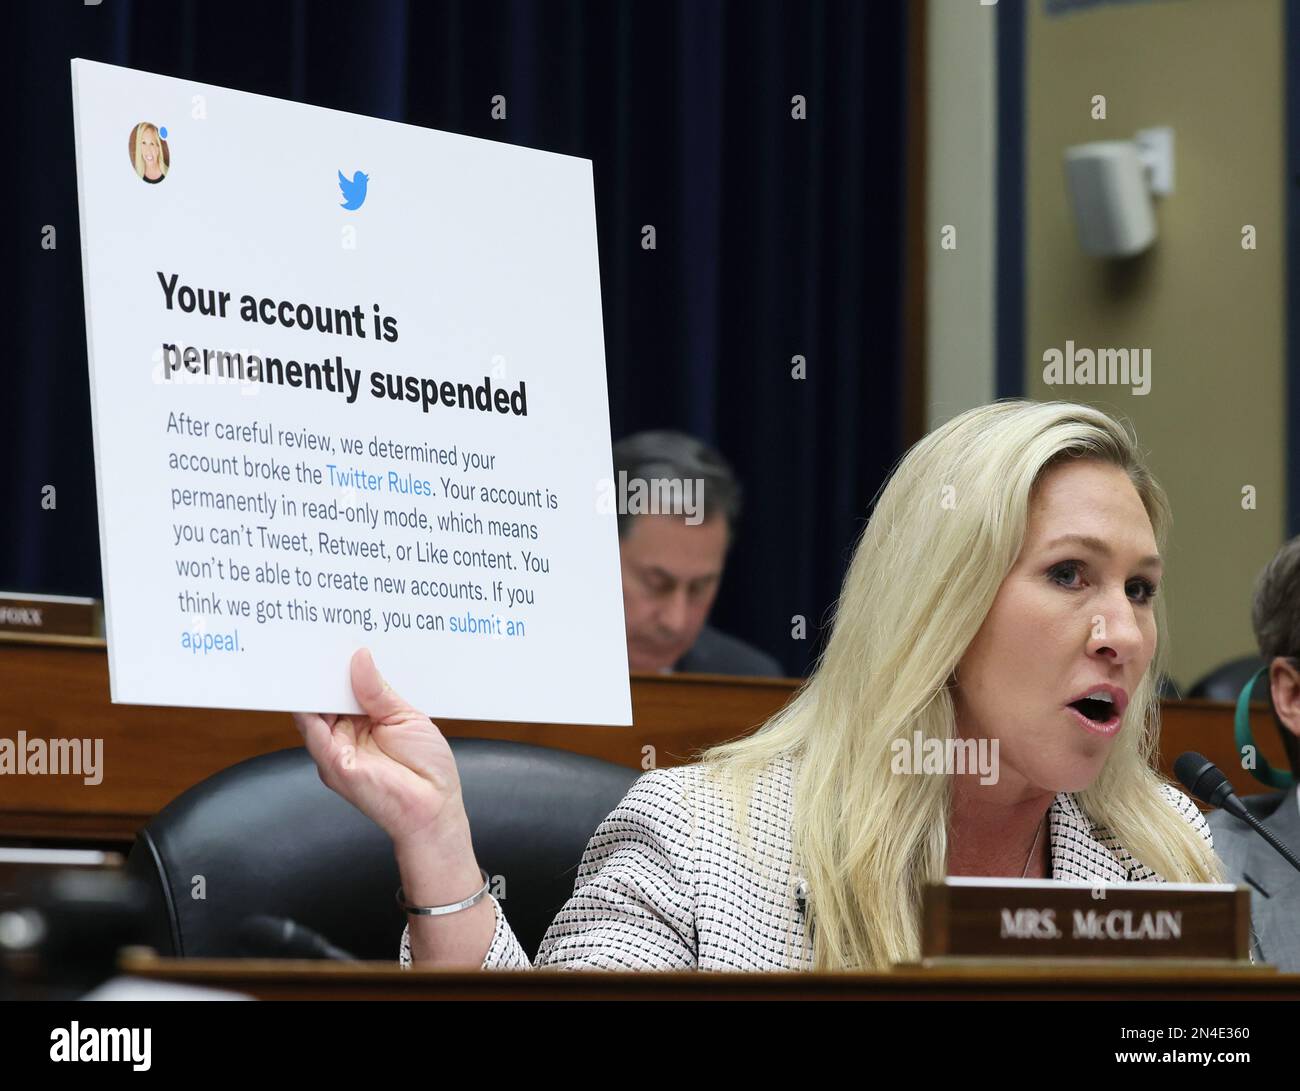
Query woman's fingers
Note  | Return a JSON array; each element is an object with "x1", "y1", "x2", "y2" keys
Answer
[
  {"x1": 292, "y1": 710, "x2": 337, "y2": 769},
  {"x1": 294, "y1": 709, "x2": 361, "y2": 782},
  {"x1": 333, "y1": 715, "x2": 359, "y2": 749}
]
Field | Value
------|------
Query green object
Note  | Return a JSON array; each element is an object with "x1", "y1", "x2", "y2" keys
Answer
[{"x1": 1234, "y1": 665, "x2": 1296, "y2": 790}]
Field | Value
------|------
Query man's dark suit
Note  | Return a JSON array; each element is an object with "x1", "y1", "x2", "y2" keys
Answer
[
  {"x1": 673, "y1": 624, "x2": 784, "y2": 677},
  {"x1": 1208, "y1": 787, "x2": 1300, "y2": 971}
]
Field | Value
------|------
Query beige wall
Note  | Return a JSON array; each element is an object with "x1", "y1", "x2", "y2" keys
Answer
[
  {"x1": 1024, "y1": 0, "x2": 1285, "y2": 689},
  {"x1": 926, "y1": 0, "x2": 997, "y2": 427}
]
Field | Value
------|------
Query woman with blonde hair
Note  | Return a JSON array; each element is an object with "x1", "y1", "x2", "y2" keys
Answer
[
  {"x1": 294, "y1": 399, "x2": 1221, "y2": 971},
  {"x1": 130, "y1": 122, "x2": 168, "y2": 183}
]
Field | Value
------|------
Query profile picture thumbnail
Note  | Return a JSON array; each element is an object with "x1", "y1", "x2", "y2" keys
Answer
[{"x1": 128, "y1": 121, "x2": 169, "y2": 184}]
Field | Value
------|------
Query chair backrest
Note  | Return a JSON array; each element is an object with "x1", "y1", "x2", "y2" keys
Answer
[
  {"x1": 126, "y1": 738, "x2": 641, "y2": 961},
  {"x1": 1186, "y1": 655, "x2": 1267, "y2": 702}
]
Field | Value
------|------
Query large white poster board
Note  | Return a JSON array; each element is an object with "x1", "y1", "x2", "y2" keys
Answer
[{"x1": 71, "y1": 59, "x2": 631, "y2": 725}]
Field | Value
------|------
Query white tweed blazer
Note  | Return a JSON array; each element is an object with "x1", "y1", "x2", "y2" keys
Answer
[{"x1": 399, "y1": 752, "x2": 1214, "y2": 970}]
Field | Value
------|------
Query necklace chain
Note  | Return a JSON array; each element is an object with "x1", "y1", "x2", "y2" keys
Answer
[{"x1": 1021, "y1": 817, "x2": 1044, "y2": 878}]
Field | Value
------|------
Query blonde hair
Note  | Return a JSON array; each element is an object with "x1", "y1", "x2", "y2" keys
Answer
[
  {"x1": 132, "y1": 123, "x2": 168, "y2": 179},
  {"x1": 698, "y1": 399, "x2": 1222, "y2": 970}
]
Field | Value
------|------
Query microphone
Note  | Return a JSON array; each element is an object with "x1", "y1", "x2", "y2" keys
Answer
[
  {"x1": 237, "y1": 915, "x2": 357, "y2": 961},
  {"x1": 1173, "y1": 751, "x2": 1300, "y2": 876}
]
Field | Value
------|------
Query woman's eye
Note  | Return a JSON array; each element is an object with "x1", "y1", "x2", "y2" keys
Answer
[
  {"x1": 1048, "y1": 561, "x2": 1083, "y2": 588},
  {"x1": 1127, "y1": 578, "x2": 1159, "y2": 604}
]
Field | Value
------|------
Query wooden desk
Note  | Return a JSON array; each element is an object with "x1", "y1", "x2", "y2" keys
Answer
[
  {"x1": 0, "y1": 640, "x2": 796, "y2": 844},
  {"x1": 0, "y1": 640, "x2": 1287, "y2": 846},
  {"x1": 116, "y1": 949, "x2": 1300, "y2": 1000}
]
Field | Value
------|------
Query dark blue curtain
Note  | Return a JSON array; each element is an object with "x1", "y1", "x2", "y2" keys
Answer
[{"x1": 2, "y1": 0, "x2": 908, "y2": 676}]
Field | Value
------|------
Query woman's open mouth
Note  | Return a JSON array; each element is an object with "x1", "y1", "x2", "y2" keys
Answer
[{"x1": 1065, "y1": 687, "x2": 1126, "y2": 737}]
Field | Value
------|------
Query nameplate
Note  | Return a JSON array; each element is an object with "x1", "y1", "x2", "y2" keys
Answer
[
  {"x1": 922, "y1": 879, "x2": 1249, "y2": 960},
  {"x1": 0, "y1": 593, "x2": 101, "y2": 641}
]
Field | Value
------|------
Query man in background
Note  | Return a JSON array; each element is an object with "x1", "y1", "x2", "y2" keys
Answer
[
  {"x1": 1208, "y1": 535, "x2": 1300, "y2": 970},
  {"x1": 612, "y1": 431, "x2": 782, "y2": 677}
]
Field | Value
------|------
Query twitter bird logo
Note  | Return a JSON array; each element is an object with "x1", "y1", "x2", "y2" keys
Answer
[{"x1": 338, "y1": 169, "x2": 369, "y2": 210}]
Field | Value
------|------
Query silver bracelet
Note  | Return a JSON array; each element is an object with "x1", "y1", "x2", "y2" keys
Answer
[{"x1": 396, "y1": 868, "x2": 491, "y2": 916}]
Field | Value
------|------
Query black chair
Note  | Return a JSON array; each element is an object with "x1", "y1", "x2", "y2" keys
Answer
[
  {"x1": 125, "y1": 738, "x2": 641, "y2": 961},
  {"x1": 1186, "y1": 656, "x2": 1268, "y2": 702}
]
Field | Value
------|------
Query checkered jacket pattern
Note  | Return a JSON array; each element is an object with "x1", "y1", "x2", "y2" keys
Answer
[{"x1": 399, "y1": 753, "x2": 1213, "y2": 970}]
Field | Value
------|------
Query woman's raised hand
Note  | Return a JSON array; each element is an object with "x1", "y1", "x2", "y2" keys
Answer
[{"x1": 293, "y1": 648, "x2": 464, "y2": 848}]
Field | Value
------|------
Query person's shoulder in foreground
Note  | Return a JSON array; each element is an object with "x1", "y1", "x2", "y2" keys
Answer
[
  {"x1": 1206, "y1": 788, "x2": 1286, "y2": 866},
  {"x1": 1207, "y1": 787, "x2": 1300, "y2": 969},
  {"x1": 674, "y1": 623, "x2": 784, "y2": 677},
  {"x1": 1204, "y1": 532, "x2": 1300, "y2": 969}
]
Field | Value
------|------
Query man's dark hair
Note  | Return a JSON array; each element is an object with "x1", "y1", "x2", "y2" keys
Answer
[
  {"x1": 1251, "y1": 535, "x2": 1300, "y2": 778},
  {"x1": 611, "y1": 430, "x2": 743, "y2": 543}
]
